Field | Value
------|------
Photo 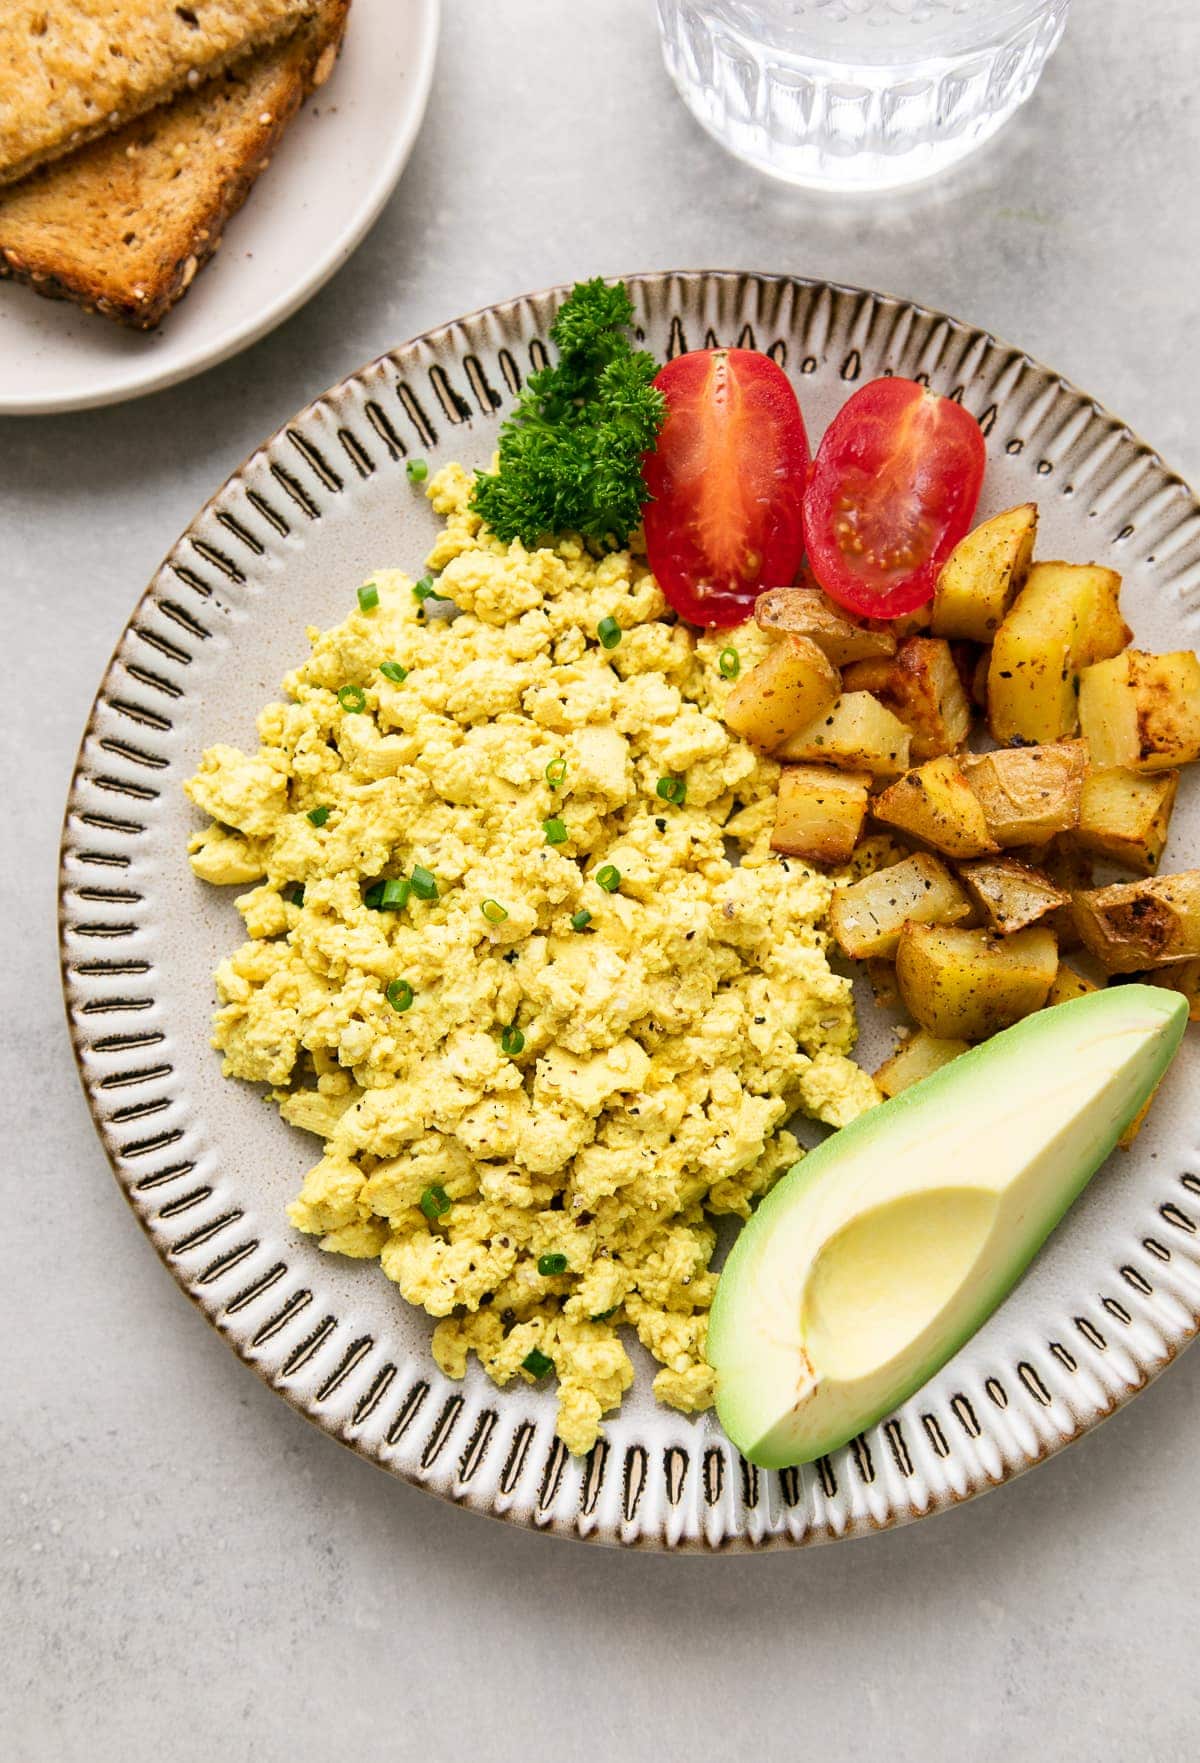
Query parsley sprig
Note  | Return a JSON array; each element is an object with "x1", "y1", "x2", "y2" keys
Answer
[{"x1": 471, "y1": 280, "x2": 664, "y2": 548}]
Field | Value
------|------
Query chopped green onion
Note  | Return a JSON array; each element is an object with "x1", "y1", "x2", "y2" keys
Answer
[
  {"x1": 543, "y1": 817, "x2": 568, "y2": 845},
  {"x1": 380, "y1": 660, "x2": 408, "y2": 684},
  {"x1": 570, "y1": 908, "x2": 592, "y2": 932},
  {"x1": 337, "y1": 684, "x2": 367, "y2": 713},
  {"x1": 522, "y1": 1348, "x2": 553, "y2": 1378},
  {"x1": 410, "y1": 865, "x2": 438, "y2": 900},
  {"x1": 500, "y1": 1024, "x2": 526, "y2": 1056},
  {"x1": 481, "y1": 898, "x2": 509, "y2": 924},
  {"x1": 363, "y1": 881, "x2": 384, "y2": 908},
  {"x1": 545, "y1": 756, "x2": 568, "y2": 789},
  {"x1": 413, "y1": 575, "x2": 437, "y2": 602},
  {"x1": 537, "y1": 1253, "x2": 568, "y2": 1276},
  {"x1": 420, "y1": 1183, "x2": 452, "y2": 1221},
  {"x1": 379, "y1": 877, "x2": 411, "y2": 910},
  {"x1": 357, "y1": 583, "x2": 379, "y2": 613},
  {"x1": 656, "y1": 775, "x2": 686, "y2": 806},
  {"x1": 386, "y1": 978, "x2": 414, "y2": 1013},
  {"x1": 596, "y1": 864, "x2": 621, "y2": 893},
  {"x1": 306, "y1": 806, "x2": 330, "y2": 827},
  {"x1": 406, "y1": 459, "x2": 429, "y2": 484},
  {"x1": 718, "y1": 646, "x2": 741, "y2": 680},
  {"x1": 590, "y1": 1306, "x2": 619, "y2": 1323},
  {"x1": 596, "y1": 615, "x2": 622, "y2": 650},
  {"x1": 284, "y1": 883, "x2": 305, "y2": 906}
]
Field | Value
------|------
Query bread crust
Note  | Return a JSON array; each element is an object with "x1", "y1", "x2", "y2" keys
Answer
[{"x1": 0, "y1": 0, "x2": 349, "y2": 328}]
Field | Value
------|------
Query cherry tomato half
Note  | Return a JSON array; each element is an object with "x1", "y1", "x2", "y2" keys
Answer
[
  {"x1": 642, "y1": 348, "x2": 810, "y2": 628},
  {"x1": 802, "y1": 377, "x2": 986, "y2": 619}
]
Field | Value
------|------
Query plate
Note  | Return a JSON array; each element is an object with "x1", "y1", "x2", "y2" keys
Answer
[
  {"x1": 60, "y1": 272, "x2": 1200, "y2": 1549},
  {"x1": 0, "y1": 0, "x2": 439, "y2": 416}
]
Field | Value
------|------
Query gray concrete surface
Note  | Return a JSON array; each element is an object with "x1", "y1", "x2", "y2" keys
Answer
[{"x1": 4, "y1": 2, "x2": 1200, "y2": 1758}]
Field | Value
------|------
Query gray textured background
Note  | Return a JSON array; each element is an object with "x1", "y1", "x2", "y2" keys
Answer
[{"x1": 5, "y1": 2, "x2": 1200, "y2": 1758}]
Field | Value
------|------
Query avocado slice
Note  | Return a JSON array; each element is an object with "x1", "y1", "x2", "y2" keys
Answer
[{"x1": 708, "y1": 986, "x2": 1187, "y2": 1468}]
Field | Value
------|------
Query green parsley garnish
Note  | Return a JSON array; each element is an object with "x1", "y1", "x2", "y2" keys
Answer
[
  {"x1": 357, "y1": 583, "x2": 379, "y2": 613},
  {"x1": 570, "y1": 908, "x2": 592, "y2": 932},
  {"x1": 471, "y1": 279, "x2": 664, "y2": 548},
  {"x1": 545, "y1": 756, "x2": 567, "y2": 789},
  {"x1": 406, "y1": 459, "x2": 428, "y2": 483},
  {"x1": 420, "y1": 1183, "x2": 452, "y2": 1221},
  {"x1": 306, "y1": 806, "x2": 330, "y2": 827},
  {"x1": 597, "y1": 615, "x2": 622, "y2": 650},
  {"x1": 481, "y1": 898, "x2": 508, "y2": 924},
  {"x1": 337, "y1": 684, "x2": 367, "y2": 713},
  {"x1": 413, "y1": 575, "x2": 437, "y2": 603},
  {"x1": 500, "y1": 1024, "x2": 526, "y2": 1056},
  {"x1": 537, "y1": 1253, "x2": 568, "y2": 1276},
  {"x1": 386, "y1": 978, "x2": 414, "y2": 1013},
  {"x1": 543, "y1": 817, "x2": 568, "y2": 845},
  {"x1": 380, "y1": 660, "x2": 407, "y2": 683},
  {"x1": 718, "y1": 646, "x2": 741, "y2": 680},
  {"x1": 596, "y1": 864, "x2": 621, "y2": 893},
  {"x1": 410, "y1": 865, "x2": 438, "y2": 900},
  {"x1": 656, "y1": 775, "x2": 686, "y2": 805},
  {"x1": 522, "y1": 1348, "x2": 553, "y2": 1378},
  {"x1": 379, "y1": 877, "x2": 411, "y2": 910}
]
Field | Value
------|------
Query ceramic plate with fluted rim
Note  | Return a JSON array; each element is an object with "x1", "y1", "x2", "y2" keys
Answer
[
  {"x1": 60, "y1": 271, "x2": 1200, "y2": 1550},
  {"x1": 0, "y1": 0, "x2": 439, "y2": 416}
]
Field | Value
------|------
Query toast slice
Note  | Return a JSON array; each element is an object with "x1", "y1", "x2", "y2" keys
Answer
[
  {"x1": 0, "y1": 0, "x2": 349, "y2": 328},
  {"x1": 0, "y1": 1, "x2": 316, "y2": 187}
]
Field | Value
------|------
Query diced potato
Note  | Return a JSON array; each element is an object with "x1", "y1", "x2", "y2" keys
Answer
[
  {"x1": 1073, "y1": 767, "x2": 1180, "y2": 874},
  {"x1": 722, "y1": 634, "x2": 841, "y2": 752},
  {"x1": 1077, "y1": 650, "x2": 1200, "y2": 772},
  {"x1": 838, "y1": 832, "x2": 913, "y2": 881},
  {"x1": 866, "y1": 959, "x2": 899, "y2": 1009},
  {"x1": 957, "y1": 856, "x2": 1069, "y2": 936},
  {"x1": 987, "y1": 561, "x2": 1129, "y2": 743},
  {"x1": 1035, "y1": 839, "x2": 1095, "y2": 952},
  {"x1": 874, "y1": 1030, "x2": 971, "y2": 1098},
  {"x1": 1045, "y1": 961, "x2": 1101, "y2": 1005},
  {"x1": 872, "y1": 755, "x2": 998, "y2": 860},
  {"x1": 844, "y1": 636, "x2": 972, "y2": 762},
  {"x1": 970, "y1": 650, "x2": 990, "y2": 711},
  {"x1": 895, "y1": 922, "x2": 1058, "y2": 1041},
  {"x1": 961, "y1": 740, "x2": 1088, "y2": 846},
  {"x1": 932, "y1": 502, "x2": 1038, "y2": 642},
  {"x1": 1071, "y1": 872, "x2": 1200, "y2": 971},
  {"x1": 829, "y1": 852, "x2": 973, "y2": 960},
  {"x1": 770, "y1": 765, "x2": 871, "y2": 865},
  {"x1": 754, "y1": 587, "x2": 898, "y2": 665},
  {"x1": 776, "y1": 691, "x2": 911, "y2": 779},
  {"x1": 1149, "y1": 959, "x2": 1200, "y2": 1021}
]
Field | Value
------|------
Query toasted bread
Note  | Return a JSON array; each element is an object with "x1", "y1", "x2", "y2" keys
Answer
[
  {"x1": 0, "y1": 0, "x2": 349, "y2": 328},
  {"x1": 0, "y1": 0, "x2": 315, "y2": 186}
]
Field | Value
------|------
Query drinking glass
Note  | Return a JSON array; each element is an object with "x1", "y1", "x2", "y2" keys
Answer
[{"x1": 655, "y1": 0, "x2": 1072, "y2": 191}]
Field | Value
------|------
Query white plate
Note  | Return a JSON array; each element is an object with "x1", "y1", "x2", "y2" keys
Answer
[
  {"x1": 60, "y1": 274, "x2": 1200, "y2": 1549},
  {"x1": 0, "y1": 0, "x2": 439, "y2": 416}
]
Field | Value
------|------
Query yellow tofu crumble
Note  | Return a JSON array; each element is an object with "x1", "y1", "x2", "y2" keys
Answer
[{"x1": 185, "y1": 464, "x2": 877, "y2": 1455}]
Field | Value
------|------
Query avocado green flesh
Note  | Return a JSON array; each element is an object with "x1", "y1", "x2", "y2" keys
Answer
[{"x1": 708, "y1": 987, "x2": 1188, "y2": 1469}]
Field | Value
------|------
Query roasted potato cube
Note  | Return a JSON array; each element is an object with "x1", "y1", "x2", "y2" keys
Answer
[
  {"x1": 1077, "y1": 650, "x2": 1200, "y2": 772},
  {"x1": 1149, "y1": 959, "x2": 1200, "y2": 1021},
  {"x1": 829, "y1": 852, "x2": 973, "y2": 960},
  {"x1": 987, "y1": 561, "x2": 1129, "y2": 743},
  {"x1": 755, "y1": 587, "x2": 898, "y2": 665},
  {"x1": 958, "y1": 856, "x2": 1069, "y2": 935},
  {"x1": 874, "y1": 1029, "x2": 971, "y2": 1098},
  {"x1": 932, "y1": 502, "x2": 1038, "y2": 642},
  {"x1": 770, "y1": 765, "x2": 871, "y2": 865},
  {"x1": 776, "y1": 691, "x2": 912, "y2": 779},
  {"x1": 838, "y1": 832, "x2": 913, "y2": 880},
  {"x1": 1073, "y1": 767, "x2": 1180, "y2": 874},
  {"x1": 1045, "y1": 961, "x2": 1101, "y2": 1005},
  {"x1": 961, "y1": 740, "x2": 1088, "y2": 846},
  {"x1": 844, "y1": 636, "x2": 972, "y2": 761},
  {"x1": 723, "y1": 634, "x2": 841, "y2": 751},
  {"x1": 866, "y1": 959, "x2": 900, "y2": 1009},
  {"x1": 1071, "y1": 872, "x2": 1200, "y2": 971},
  {"x1": 872, "y1": 755, "x2": 998, "y2": 859},
  {"x1": 895, "y1": 922, "x2": 1058, "y2": 1041}
]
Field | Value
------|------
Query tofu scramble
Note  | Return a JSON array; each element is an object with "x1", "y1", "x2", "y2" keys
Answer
[{"x1": 185, "y1": 465, "x2": 878, "y2": 1455}]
